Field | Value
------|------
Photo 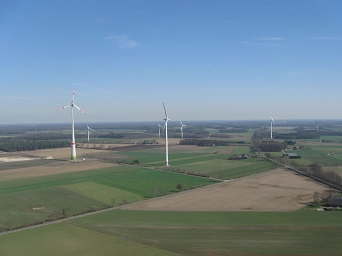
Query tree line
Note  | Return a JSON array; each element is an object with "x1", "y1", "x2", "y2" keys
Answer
[
  {"x1": 255, "y1": 141, "x2": 287, "y2": 152},
  {"x1": 265, "y1": 154, "x2": 342, "y2": 188},
  {"x1": 180, "y1": 139, "x2": 245, "y2": 146},
  {"x1": 0, "y1": 140, "x2": 69, "y2": 152},
  {"x1": 219, "y1": 129, "x2": 248, "y2": 133}
]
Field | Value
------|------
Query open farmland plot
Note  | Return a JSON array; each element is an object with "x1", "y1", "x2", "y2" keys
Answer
[
  {"x1": 0, "y1": 222, "x2": 181, "y2": 256},
  {"x1": 119, "y1": 145, "x2": 251, "y2": 167},
  {"x1": 170, "y1": 158, "x2": 276, "y2": 179},
  {"x1": 124, "y1": 168, "x2": 333, "y2": 211},
  {"x1": 0, "y1": 165, "x2": 217, "y2": 230},
  {"x1": 0, "y1": 158, "x2": 115, "y2": 181},
  {"x1": 293, "y1": 147, "x2": 342, "y2": 167},
  {"x1": 1, "y1": 210, "x2": 342, "y2": 256},
  {"x1": 21, "y1": 147, "x2": 111, "y2": 159}
]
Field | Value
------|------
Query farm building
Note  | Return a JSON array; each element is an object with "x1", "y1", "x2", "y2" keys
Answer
[
  {"x1": 228, "y1": 154, "x2": 249, "y2": 160},
  {"x1": 327, "y1": 197, "x2": 342, "y2": 207},
  {"x1": 283, "y1": 153, "x2": 301, "y2": 159}
]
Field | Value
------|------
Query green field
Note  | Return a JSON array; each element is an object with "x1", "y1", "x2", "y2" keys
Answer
[
  {"x1": 171, "y1": 158, "x2": 276, "y2": 179},
  {"x1": 0, "y1": 165, "x2": 217, "y2": 231},
  {"x1": 119, "y1": 145, "x2": 252, "y2": 166},
  {"x1": 116, "y1": 145, "x2": 275, "y2": 179},
  {"x1": 0, "y1": 210, "x2": 341, "y2": 256},
  {"x1": 286, "y1": 146, "x2": 342, "y2": 167}
]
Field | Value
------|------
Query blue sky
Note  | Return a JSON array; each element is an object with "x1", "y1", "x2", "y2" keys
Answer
[{"x1": 1, "y1": 0, "x2": 342, "y2": 124}]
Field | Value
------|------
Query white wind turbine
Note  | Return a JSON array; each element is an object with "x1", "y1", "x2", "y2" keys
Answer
[
  {"x1": 270, "y1": 116, "x2": 275, "y2": 139},
  {"x1": 180, "y1": 120, "x2": 186, "y2": 139},
  {"x1": 58, "y1": 89, "x2": 85, "y2": 160},
  {"x1": 86, "y1": 124, "x2": 95, "y2": 142},
  {"x1": 158, "y1": 123, "x2": 163, "y2": 138},
  {"x1": 162, "y1": 103, "x2": 170, "y2": 166}
]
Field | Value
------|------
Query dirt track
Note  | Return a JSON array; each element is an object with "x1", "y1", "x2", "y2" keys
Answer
[{"x1": 123, "y1": 168, "x2": 333, "y2": 212}]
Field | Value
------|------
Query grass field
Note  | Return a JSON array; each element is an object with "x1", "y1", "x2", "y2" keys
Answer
[
  {"x1": 171, "y1": 158, "x2": 276, "y2": 179},
  {"x1": 119, "y1": 145, "x2": 252, "y2": 166},
  {"x1": 287, "y1": 146, "x2": 342, "y2": 167},
  {"x1": 1, "y1": 210, "x2": 341, "y2": 256},
  {"x1": 0, "y1": 165, "x2": 217, "y2": 230}
]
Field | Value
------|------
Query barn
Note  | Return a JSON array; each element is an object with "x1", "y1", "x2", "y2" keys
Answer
[{"x1": 327, "y1": 197, "x2": 342, "y2": 207}]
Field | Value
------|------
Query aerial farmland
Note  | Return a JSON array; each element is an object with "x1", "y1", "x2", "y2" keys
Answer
[{"x1": 0, "y1": 120, "x2": 341, "y2": 255}]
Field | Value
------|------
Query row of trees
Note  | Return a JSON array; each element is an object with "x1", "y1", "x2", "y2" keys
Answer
[
  {"x1": 219, "y1": 129, "x2": 248, "y2": 133},
  {"x1": 273, "y1": 131, "x2": 320, "y2": 140},
  {"x1": 255, "y1": 141, "x2": 287, "y2": 152},
  {"x1": 253, "y1": 130, "x2": 321, "y2": 140},
  {"x1": 265, "y1": 154, "x2": 342, "y2": 187},
  {"x1": 180, "y1": 139, "x2": 245, "y2": 146},
  {"x1": 0, "y1": 140, "x2": 69, "y2": 152},
  {"x1": 210, "y1": 134, "x2": 231, "y2": 138}
]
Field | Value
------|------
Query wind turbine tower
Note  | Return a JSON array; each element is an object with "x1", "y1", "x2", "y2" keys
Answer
[
  {"x1": 58, "y1": 89, "x2": 85, "y2": 160},
  {"x1": 87, "y1": 124, "x2": 95, "y2": 142},
  {"x1": 180, "y1": 120, "x2": 186, "y2": 139},
  {"x1": 270, "y1": 116, "x2": 275, "y2": 139},
  {"x1": 162, "y1": 103, "x2": 170, "y2": 166},
  {"x1": 158, "y1": 123, "x2": 163, "y2": 138}
]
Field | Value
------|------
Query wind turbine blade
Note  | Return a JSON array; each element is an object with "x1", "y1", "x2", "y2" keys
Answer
[
  {"x1": 271, "y1": 116, "x2": 275, "y2": 124},
  {"x1": 163, "y1": 102, "x2": 168, "y2": 118},
  {"x1": 57, "y1": 104, "x2": 71, "y2": 111},
  {"x1": 74, "y1": 104, "x2": 86, "y2": 114}
]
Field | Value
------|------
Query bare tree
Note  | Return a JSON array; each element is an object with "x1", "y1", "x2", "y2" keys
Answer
[
  {"x1": 220, "y1": 172, "x2": 224, "y2": 180},
  {"x1": 151, "y1": 188, "x2": 156, "y2": 197},
  {"x1": 62, "y1": 208, "x2": 67, "y2": 218}
]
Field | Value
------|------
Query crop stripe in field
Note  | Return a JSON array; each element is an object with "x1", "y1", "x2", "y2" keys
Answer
[
  {"x1": 147, "y1": 153, "x2": 227, "y2": 166},
  {"x1": 207, "y1": 162, "x2": 277, "y2": 178}
]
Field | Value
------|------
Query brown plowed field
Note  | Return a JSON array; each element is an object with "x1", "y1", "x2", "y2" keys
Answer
[
  {"x1": 0, "y1": 159, "x2": 116, "y2": 182},
  {"x1": 124, "y1": 168, "x2": 333, "y2": 212}
]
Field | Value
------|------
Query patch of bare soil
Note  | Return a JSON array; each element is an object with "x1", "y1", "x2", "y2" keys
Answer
[
  {"x1": 123, "y1": 169, "x2": 334, "y2": 212},
  {"x1": 156, "y1": 138, "x2": 181, "y2": 145},
  {"x1": 22, "y1": 148, "x2": 111, "y2": 159},
  {"x1": 0, "y1": 158, "x2": 116, "y2": 182}
]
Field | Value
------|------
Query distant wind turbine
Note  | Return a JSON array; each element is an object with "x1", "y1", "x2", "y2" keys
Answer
[
  {"x1": 180, "y1": 120, "x2": 186, "y2": 139},
  {"x1": 162, "y1": 103, "x2": 170, "y2": 166},
  {"x1": 158, "y1": 123, "x2": 163, "y2": 138},
  {"x1": 270, "y1": 116, "x2": 275, "y2": 139},
  {"x1": 58, "y1": 89, "x2": 85, "y2": 160},
  {"x1": 86, "y1": 124, "x2": 95, "y2": 142}
]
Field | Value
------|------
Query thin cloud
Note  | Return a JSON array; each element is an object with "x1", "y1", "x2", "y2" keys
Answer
[
  {"x1": 258, "y1": 37, "x2": 284, "y2": 41},
  {"x1": 237, "y1": 41, "x2": 281, "y2": 47},
  {"x1": 105, "y1": 35, "x2": 140, "y2": 48}
]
